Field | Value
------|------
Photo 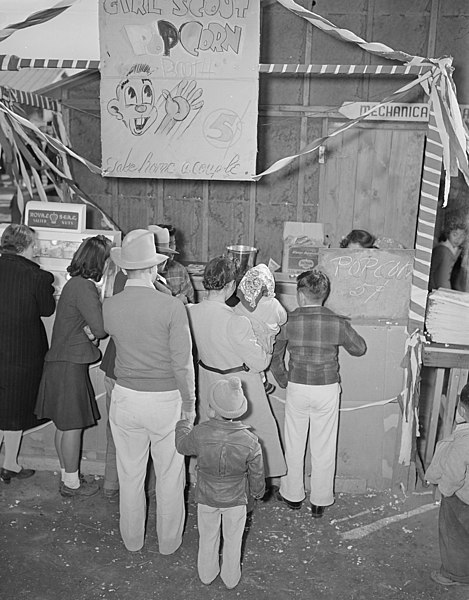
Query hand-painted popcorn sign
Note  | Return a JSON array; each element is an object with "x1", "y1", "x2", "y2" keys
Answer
[{"x1": 99, "y1": 0, "x2": 260, "y2": 180}]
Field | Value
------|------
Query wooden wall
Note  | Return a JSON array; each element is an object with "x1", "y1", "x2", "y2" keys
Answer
[{"x1": 43, "y1": 0, "x2": 469, "y2": 264}]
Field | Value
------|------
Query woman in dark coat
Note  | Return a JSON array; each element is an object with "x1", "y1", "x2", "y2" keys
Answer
[
  {"x1": 0, "y1": 224, "x2": 55, "y2": 484},
  {"x1": 36, "y1": 235, "x2": 111, "y2": 498}
]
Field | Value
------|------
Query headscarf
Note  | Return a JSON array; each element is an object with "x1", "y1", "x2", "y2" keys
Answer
[{"x1": 236, "y1": 264, "x2": 275, "y2": 312}]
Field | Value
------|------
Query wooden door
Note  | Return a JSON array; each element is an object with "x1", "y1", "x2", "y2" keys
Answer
[{"x1": 318, "y1": 122, "x2": 426, "y2": 249}]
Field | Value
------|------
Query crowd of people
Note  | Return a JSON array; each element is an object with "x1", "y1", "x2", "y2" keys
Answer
[{"x1": 1, "y1": 222, "x2": 468, "y2": 588}]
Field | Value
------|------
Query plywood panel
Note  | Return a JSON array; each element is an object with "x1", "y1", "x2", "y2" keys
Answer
[
  {"x1": 259, "y1": 0, "x2": 310, "y2": 106},
  {"x1": 162, "y1": 196, "x2": 204, "y2": 261},
  {"x1": 207, "y1": 198, "x2": 251, "y2": 259},
  {"x1": 385, "y1": 129, "x2": 426, "y2": 248},
  {"x1": 319, "y1": 125, "x2": 360, "y2": 245},
  {"x1": 436, "y1": 1, "x2": 469, "y2": 103}
]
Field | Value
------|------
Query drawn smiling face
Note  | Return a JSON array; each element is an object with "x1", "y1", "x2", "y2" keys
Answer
[
  {"x1": 107, "y1": 65, "x2": 158, "y2": 136},
  {"x1": 121, "y1": 78, "x2": 157, "y2": 135}
]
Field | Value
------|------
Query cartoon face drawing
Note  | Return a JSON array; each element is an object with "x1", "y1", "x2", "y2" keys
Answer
[{"x1": 107, "y1": 64, "x2": 158, "y2": 136}]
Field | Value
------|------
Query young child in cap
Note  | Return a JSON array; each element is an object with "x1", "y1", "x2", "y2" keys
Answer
[
  {"x1": 175, "y1": 376, "x2": 265, "y2": 589},
  {"x1": 234, "y1": 264, "x2": 287, "y2": 394},
  {"x1": 425, "y1": 383, "x2": 469, "y2": 586}
]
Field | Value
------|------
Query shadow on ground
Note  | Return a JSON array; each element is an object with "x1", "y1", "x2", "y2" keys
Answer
[{"x1": 0, "y1": 472, "x2": 467, "y2": 600}]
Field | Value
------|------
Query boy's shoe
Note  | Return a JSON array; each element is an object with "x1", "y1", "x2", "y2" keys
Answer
[
  {"x1": 274, "y1": 488, "x2": 302, "y2": 510},
  {"x1": 60, "y1": 479, "x2": 99, "y2": 498},
  {"x1": 310, "y1": 504, "x2": 325, "y2": 518}
]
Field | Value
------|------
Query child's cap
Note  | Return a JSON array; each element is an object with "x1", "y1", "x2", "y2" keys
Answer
[
  {"x1": 236, "y1": 263, "x2": 275, "y2": 311},
  {"x1": 210, "y1": 377, "x2": 248, "y2": 419}
]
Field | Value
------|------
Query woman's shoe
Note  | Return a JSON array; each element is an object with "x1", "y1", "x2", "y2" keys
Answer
[
  {"x1": 310, "y1": 504, "x2": 325, "y2": 518},
  {"x1": 0, "y1": 467, "x2": 35, "y2": 484},
  {"x1": 60, "y1": 479, "x2": 99, "y2": 497}
]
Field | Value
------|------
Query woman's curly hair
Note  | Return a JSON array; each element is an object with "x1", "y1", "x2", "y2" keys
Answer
[
  {"x1": 202, "y1": 256, "x2": 238, "y2": 290},
  {"x1": 67, "y1": 235, "x2": 112, "y2": 281}
]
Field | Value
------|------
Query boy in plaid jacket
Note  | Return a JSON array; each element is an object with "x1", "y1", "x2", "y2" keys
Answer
[{"x1": 270, "y1": 269, "x2": 366, "y2": 518}]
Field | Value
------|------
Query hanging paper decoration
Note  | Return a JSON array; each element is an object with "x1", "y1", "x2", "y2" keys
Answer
[
  {"x1": 0, "y1": 94, "x2": 117, "y2": 231},
  {"x1": 0, "y1": 0, "x2": 79, "y2": 43}
]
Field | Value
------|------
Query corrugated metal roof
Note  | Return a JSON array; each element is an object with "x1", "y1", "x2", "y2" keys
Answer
[{"x1": 0, "y1": 68, "x2": 66, "y2": 92}]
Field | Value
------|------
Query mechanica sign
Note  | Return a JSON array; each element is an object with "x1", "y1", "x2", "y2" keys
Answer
[{"x1": 99, "y1": 0, "x2": 260, "y2": 180}]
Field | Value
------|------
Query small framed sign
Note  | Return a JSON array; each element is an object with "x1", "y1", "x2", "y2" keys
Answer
[{"x1": 25, "y1": 201, "x2": 86, "y2": 233}]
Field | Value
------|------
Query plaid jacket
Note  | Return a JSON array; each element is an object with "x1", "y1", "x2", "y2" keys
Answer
[
  {"x1": 162, "y1": 260, "x2": 195, "y2": 303},
  {"x1": 270, "y1": 305, "x2": 366, "y2": 387}
]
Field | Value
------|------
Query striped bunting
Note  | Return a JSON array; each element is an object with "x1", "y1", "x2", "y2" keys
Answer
[
  {"x1": 258, "y1": 64, "x2": 427, "y2": 76},
  {"x1": 0, "y1": 86, "x2": 58, "y2": 112},
  {"x1": 0, "y1": 57, "x2": 428, "y2": 76},
  {"x1": 0, "y1": 1, "x2": 78, "y2": 43},
  {"x1": 408, "y1": 109, "x2": 442, "y2": 328},
  {"x1": 0, "y1": 54, "x2": 100, "y2": 72}
]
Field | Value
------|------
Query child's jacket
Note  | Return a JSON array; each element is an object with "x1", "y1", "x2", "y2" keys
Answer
[
  {"x1": 175, "y1": 418, "x2": 265, "y2": 507},
  {"x1": 425, "y1": 423, "x2": 469, "y2": 504}
]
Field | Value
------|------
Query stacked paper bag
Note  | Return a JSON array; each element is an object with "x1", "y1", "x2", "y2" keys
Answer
[{"x1": 426, "y1": 288, "x2": 469, "y2": 345}]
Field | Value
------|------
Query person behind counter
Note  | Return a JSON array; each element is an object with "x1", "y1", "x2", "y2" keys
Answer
[
  {"x1": 187, "y1": 256, "x2": 286, "y2": 482},
  {"x1": 0, "y1": 224, "x2": 55, "y2": 484},
  {"x1": 147, "y1": 224, "x2": 195, "y2": 304},
  {"x1": 35, "y1": 235, "x2": 112, "y2": 498},
  {"x1": 270, "y1": 269, "x2": 367, "y2": 518},
  {"x1": 428, "y1": 217, "x2": 466, "y2": 291},
  {"x1": 340, "y1": 229, "x2": 376, "y2": 249}
]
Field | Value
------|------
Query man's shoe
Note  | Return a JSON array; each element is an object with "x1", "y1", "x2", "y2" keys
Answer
[
  {"x1": 310, "y1": 504, "x2": 325, "y2": 518},
  {"x1": 430, "y1": 570, "x2": 465, "y2": 586},
  {"x1": 0, "y1": 467, "x2": 35, "y2": 484},
  {"x1": 274, "y1": 488, "x2": 302, "y2": 510},
  {"x1": 60, "y1": 479, "x2": 100, "y2": 498}
]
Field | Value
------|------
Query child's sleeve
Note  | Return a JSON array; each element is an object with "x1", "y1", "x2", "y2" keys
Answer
[
  {"x1": 270, "y1": 324, "x2": 289, "y2": 388},
  {"x1": 247, "y1": 442, "x2": 266, "y2": 499},
  {"x1": 425, "y1": 436, "x2": 468, "y2": 497},
  {"x1": 175, "y1": 419, "x2": 198, "y2": 456},
  {"x1": 341, "y1": 320, "x2": 367, "y2": 356}
]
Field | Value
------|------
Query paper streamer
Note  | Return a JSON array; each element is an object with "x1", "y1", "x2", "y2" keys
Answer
[
  {"x1": 0, "y1": 99, "x2": 101, "y2": 175},
  {"x1": 273, "y1": 0, "x2": 428, "y2": 65},
  {"x1": 0, "y1": 0, "x2": 79, "y2": 43}
]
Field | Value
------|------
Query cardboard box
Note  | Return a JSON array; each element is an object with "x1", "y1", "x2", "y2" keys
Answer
[{"x1": 282, "y1": 222, "x2": 325, "y2": 273}]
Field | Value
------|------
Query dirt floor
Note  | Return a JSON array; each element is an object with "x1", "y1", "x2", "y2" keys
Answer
[{"x1": 1, "y1": 471, "x2": 468, "y2": 600}]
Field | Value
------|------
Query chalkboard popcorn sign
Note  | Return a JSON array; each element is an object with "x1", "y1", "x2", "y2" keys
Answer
[
  {"x1": 318, "y1": 248, "x2": 415, "y2": 320},
  {"x1": 25, "y1": 201, "x2": 86, "y2": 233}
]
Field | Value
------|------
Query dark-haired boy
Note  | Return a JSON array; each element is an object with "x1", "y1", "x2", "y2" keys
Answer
[
  {"x1": 425, "y1": 383, "x2": 469, "y2": 586},
  {"x1": 270, "y1": 269, "x2": 366, "y2": 518}
]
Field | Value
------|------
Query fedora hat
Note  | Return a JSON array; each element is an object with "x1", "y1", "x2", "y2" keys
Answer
[
  {"x1": 111, "y1": 229, "x2": 167, "y2": 270},
  {"x1": 147, "y1": 225, "x2": 178, "y2": 254},
  {"x1": 209, "y1": 377, "x2": 248, "y2": 419}
]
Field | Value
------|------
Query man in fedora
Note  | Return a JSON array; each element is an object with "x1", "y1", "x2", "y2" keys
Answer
[
  {"x1": 147, "y1": 224, "x2": 195, "y2": 304},
  {"x1": 103, "y1": 229, "x2": 196, "y2": 554}
]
